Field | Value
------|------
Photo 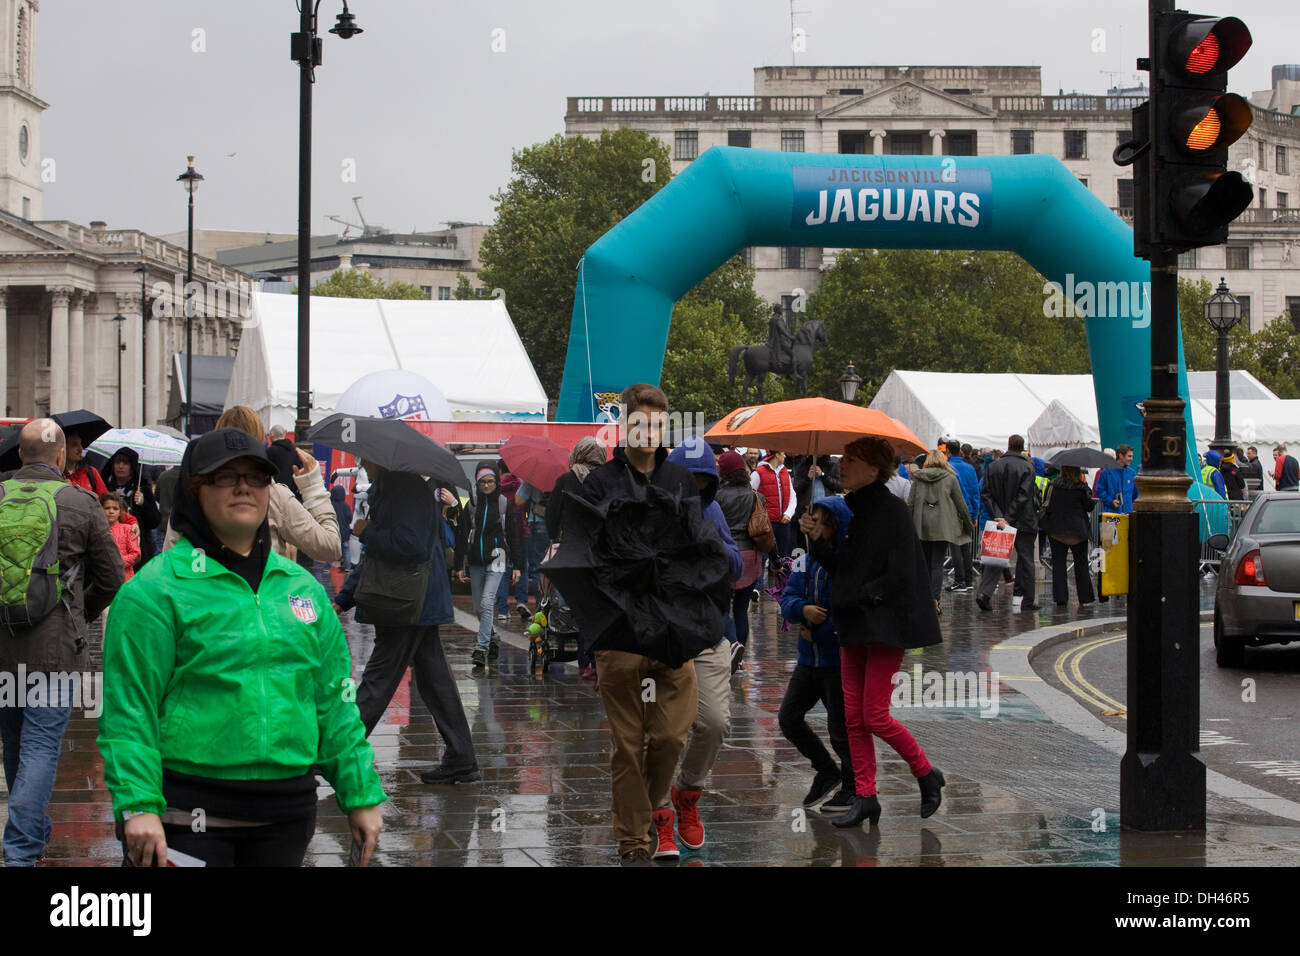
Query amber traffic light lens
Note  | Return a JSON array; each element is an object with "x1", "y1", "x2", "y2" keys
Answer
[{"x1": 1186, "y1": 108, "x2": 1221, "y2": 150}]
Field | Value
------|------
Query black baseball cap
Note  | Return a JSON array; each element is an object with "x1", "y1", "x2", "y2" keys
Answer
[{"x1": 186, "y1": 428, "x2": 278, "y2": 477}]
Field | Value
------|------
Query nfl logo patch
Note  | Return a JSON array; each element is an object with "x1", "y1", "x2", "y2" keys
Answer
[{"x1": 289, "y1": 595, "x2": 317, "y2": 623}]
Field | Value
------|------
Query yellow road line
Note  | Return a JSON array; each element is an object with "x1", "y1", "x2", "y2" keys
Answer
[
  {"x1": 1069, "y1": 635, "x2": 1128, "y2": 712},
  {"x1": 1054, "y1": 635, "x2": 1126, "y2": 714}
]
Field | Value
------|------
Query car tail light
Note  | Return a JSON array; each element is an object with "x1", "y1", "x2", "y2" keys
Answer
[{"x1": 1234, "y1": 549, "x2": 1266, "y2": 586}]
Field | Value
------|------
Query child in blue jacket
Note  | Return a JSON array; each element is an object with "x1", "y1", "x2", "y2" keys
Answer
[{"x1": 779, "y1": 495, "x2": 855, "y2": 814}]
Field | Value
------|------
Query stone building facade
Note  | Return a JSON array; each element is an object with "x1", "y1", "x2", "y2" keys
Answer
[{"x1": 565, "y1": 64, "x2": 1300, "y2": 330}]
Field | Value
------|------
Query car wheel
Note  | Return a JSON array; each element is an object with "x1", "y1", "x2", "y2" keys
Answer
[{"x1": 1214, "y1": 608, "x2": 1246, "y2": 668}]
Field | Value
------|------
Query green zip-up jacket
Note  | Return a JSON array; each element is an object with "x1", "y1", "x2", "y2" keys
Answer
[{"x1": 97, "y1": 535, "x2": 386, "y2": 822}]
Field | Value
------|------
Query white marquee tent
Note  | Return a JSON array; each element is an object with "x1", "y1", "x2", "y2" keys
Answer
[
  {"x1": 225, "y1": 292, "x2": 548, "y2": 430},
  {"x1": 871, "y1": 369, "x2": 1300, "y2": 453}
]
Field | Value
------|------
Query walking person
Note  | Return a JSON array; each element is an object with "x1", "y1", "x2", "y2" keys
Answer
[
  {"x1": 98, "y1": 429, "x2": 384, "y2": 867},
  {"x1": 944, "y1": 440, "x2": 980, "y2": 592},
  {"x1": 331, "y1": 484, "x2": 354, "y2": 571},
  {"x1": 100, "y1": 492, "x2": 141, "y2": 582},
  {"x1": 453, "y1": 463, "x2": 523, "y2": 668},
  {"x1": 545, "y1": 436, "x2": 608, "y2": 679},
  {"x1": 751, "y1": 450, "x2": 797, "y2": 570},
  {"x1": 803, "y1": 437, "x2": 945, "y2": 827},
  {"x1": 101, "y1": 447, "x2": 161, "y2": 569},
  {"x1": 335, "y1": 459, "x2": 482, "y2": 784},
  {"x1": 1272, "y1": 444, "x2": 1299, "y2": 491},
  {"x1": 907, "y1": 448, "x2": 975, "y2": 615},
  {"x1": 715, "y1": 450, "x2": 766, "y2": 671},
  {"x1": 1, "y1": 420, "x2": 125, "y2": 866},
  {"x1": 653, "y1": 436, "x2": 742, "y2": 858},
  {"x1": 780, "y1": 496, "x2": 856, "y2": 815},
  {"x1": 1039, "y1": 465, "x2": 1097, "y2": 607},
  {"x1": 514, "y1": 479, "x2": 551, "y2": 620},
  {"x1": 975, "y1": 435, "x2": 1041, "y2": 612}
]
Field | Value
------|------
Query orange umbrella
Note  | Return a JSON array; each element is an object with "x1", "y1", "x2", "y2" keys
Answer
[{"x1": 704, "y1": 397, "x2": 925, "y2": 457}]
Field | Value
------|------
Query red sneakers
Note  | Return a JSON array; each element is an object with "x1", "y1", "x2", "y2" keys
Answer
[
  {"x1": 671, "y1": 785, "x2": 705, "y2": 850},
  {"x1": 652, "y1": 808, "x2": 679, "y2": 860}
]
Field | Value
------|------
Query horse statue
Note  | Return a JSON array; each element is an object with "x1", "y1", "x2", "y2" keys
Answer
[{"x1": 728, "y1": 319, "x2": 829, "y2": 403}]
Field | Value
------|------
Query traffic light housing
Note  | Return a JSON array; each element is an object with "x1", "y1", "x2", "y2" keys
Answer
[{"x1": 1149, "y1": 12, "x2": 1254, "y2": 251}]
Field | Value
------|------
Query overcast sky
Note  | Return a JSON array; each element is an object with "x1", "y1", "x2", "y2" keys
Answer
[{"x1": 37, "y1": 0, "x2": 1298, "y2": 238}]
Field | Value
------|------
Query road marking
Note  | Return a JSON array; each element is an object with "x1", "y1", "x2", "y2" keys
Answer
[
  {"x1": 1053, "y1": 634, "x2": 1126, "y2": 714},
  {"x1": 1068, "y1": 635, "x2": 1127, "y2": 712}
]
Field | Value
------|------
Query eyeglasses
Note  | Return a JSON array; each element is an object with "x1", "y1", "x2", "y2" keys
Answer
[
  {"x1": 206, "y1": 470, "x2": 273, "y2": 489},
  {"x1": 478, "y1": 477, "x2": 497, "y2": 484}
]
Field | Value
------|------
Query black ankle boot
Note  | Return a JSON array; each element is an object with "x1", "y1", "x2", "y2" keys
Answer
[
  {"x1": 918, "y1": 767, "x2": 946, "y2": 818},
  {"x1": 832, "y1": 794, "x2": 881, "y2": 828}
]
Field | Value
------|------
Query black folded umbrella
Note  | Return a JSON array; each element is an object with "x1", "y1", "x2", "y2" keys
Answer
[
  {"x1": 540, "y1": 482, "x2": 731, "y2": 668},
  {"x1": 305, "y1": 413, "x2": 466, "y2": 489},
  {"x1": 1047, "y1": 447, "x2": 1118, "y2": 469}
]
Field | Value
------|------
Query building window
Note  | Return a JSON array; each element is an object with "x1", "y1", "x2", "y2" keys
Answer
[
  {"x1": 1287, "y1": 296, "x2": 1300, "y2": 329},
  {"x1": 1011, "y1": 130, "x2": 1034, "y2": 154},
  {"x1": 1117, "y1": 178, "x2": 1135, "y2": 211},
  {"x1": 781, "y1": 129, "x2": 804, "y2": 152},
  {"x1": 739, "y1": 247, "x2": 754, "y2": 267},
  {"x1": 728, "y1": 130, "x2": 751, "y2": 148},
  {"x1": 420, "y1": 285, "x2": 432, "y2": 298},
  {"x1": 781, "y1": 247, "x2": 805, "y2": 269},
  {"x1": 890, "y1": 133, "x2": 923, "y2": 155},
  {"x1": 1258, "y1": 187, "x2": 1267, "y2": 209},
  {"x1": 1279, "y1": 192, "x2": 1290, "y2": 210},
  {"x1": 1078, "y1": 178, "x2": 1088, "y2": 189},
  {"x1": 947, "y1": 132, "x2": 975, "y2": 156},
  {"x1": 674, "y1": 130, "x2": 699, "y2": 161},
  {"x1": 1258, "y1": 140, "x2": 1268, "y2": 170},
  {"x1": 1064, "y1": 130, "x2": 1088, "y2": 160},
  {"x1": 1278, "y1": 146, "x2": 1289, "y2": 175},
  {"x1": 21, "y1": 196, "x2": 29, "y2": 220},
  {"x1": 1225, "y1": 246, "x2": 1250, "y2": 270},
  {"x1": 1237, "y1": 295, "x2": 1251, "y2": 323},
  {"x1": 437, "y1": 286, "x2": 451, "y2": 300},
  {"x1": 1177, "y1": 249, "x2": 1198, "y2": 269}
]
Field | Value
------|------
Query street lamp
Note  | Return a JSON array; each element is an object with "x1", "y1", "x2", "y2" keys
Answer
[
  {"x1": 176, "y1": 155, "x2": 204, "y2": 438},
  {"x1": 112, "y1": 313, "x2": 127, "y2": 426},
  {"x1": 1204, "y1": 277, "x2": 1243, "y2": 460},
  {"x1": 292, "y1": 1, "x2": 363, "y2": 447},
  {"x1": 838, "y1": 362, "x2": 862, "y2": 403}
]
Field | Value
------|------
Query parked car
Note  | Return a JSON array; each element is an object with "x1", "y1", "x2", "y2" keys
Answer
[{"x1": 1209, "y1": 492, "x2": 1300, "y2": 666}]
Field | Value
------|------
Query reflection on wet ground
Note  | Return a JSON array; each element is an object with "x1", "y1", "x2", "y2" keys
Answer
[{"x1": 6, "y1": 565, "x2": 1298, "y2": 866}]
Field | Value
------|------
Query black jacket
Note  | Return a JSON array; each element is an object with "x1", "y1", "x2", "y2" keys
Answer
[
  {"x1": 100, "y1": 446, "x2": 161, "y2": 565},
  {"x1": 809, "y1": 480, "x2": 942, "y2": 651},
  {"x1": 1038, "y1": 477, "x2": 1096, "y2": 542},
  {"x1": 1219, "y1": 460, "x2": 1246, "y2": 501},
  {"x1": 791, "y1": 456, "x2": 842, "y2": 521},
  {"x1": 981, "y1": 452, "x2": 1039, "y2": 531},
  {"x1": 545, "y1": 470, "x2": 583, "y2": 542},
  {"x1": 267, "y1": 439, "x2": 302, "y2": 501},
  {"x1": 454, "y1": 489, "x2": 524, "y2": 571}
]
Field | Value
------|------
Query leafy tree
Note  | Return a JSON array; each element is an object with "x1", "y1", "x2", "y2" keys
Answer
[
  {"x1": 660, "y1": 299, "x2": 759, "y2": 422},
  {"x1": 297, "y1": 268, "x2": 427, "y2": 300},
  {"x1": 478, "y1": 129, "x2": 672, "y2": 397},
  {"x1": 1241, "y1": 314, "x2": 1300, "y2": 399},
  {"x1": 1177, "y1": 276, "x2": 1250, "y2": 371}
]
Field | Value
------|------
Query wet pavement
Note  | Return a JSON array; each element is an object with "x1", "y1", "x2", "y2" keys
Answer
[{"x1": 4, "y1": 562, "x2": 1299, "y2": 866}]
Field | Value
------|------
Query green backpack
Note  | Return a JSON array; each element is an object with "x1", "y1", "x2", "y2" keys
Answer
[{"x1": 0, "y1": 478, "x2": 71, "y2": 630}]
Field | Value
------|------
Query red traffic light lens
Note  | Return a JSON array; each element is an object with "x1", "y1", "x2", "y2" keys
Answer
[{"x1": 1186, "y1": 31, "x2": 1219, "y2": 73}]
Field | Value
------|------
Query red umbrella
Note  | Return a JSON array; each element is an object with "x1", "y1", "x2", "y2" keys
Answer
[{"x1": 500, "y1": 435, "x2": 569, "y2": 492}]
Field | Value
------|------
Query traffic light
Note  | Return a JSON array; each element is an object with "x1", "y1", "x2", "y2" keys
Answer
[{"x1": 1150, "y1": 12, "x2": 1254, "y2": 250}]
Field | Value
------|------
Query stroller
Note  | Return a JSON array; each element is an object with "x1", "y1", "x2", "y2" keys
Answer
[{"x1": 527, "y1": 542, "x2": 582, "y2": 675}]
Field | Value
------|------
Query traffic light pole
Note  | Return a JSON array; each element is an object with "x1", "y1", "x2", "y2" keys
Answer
[{"x1": 1121, "y1": 244, "x2": 1205, "y2": 830}]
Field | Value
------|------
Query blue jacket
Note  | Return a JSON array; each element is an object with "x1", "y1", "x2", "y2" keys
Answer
[
  {"x1": 1094, "y1": 465, "x2": 1137, "y2": 514},
  {"x1": 780, "y1": 495, "x2": 851, "y2": 669},
  {"x1": 948, "y1": 455, "x2": 981, "y2": 525},
  {"x1": 1201, "y1": 450, "x2": 1228, "y2": 498},
  {"x1": 667, "y1": 437, "x2": 743, "y2": 583},
  {"x1": 335, "y1": 472, "x2": 454, "y2": 627}
]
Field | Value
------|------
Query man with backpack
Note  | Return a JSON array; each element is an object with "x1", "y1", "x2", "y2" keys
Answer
[{"x1": 0, "y1": 420, "x2": 124, "y2": 865}]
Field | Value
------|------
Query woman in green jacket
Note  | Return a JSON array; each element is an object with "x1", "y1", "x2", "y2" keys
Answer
[
  {"x1": 907, "y1": 448, "x2": 976, "y2": 615},
  {"x1": 98, "y1": 429, "x2": 386, "y2": 867}
]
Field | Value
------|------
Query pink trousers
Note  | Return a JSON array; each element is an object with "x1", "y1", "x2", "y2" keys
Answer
[{"x1": 840, "y1": 644, "x2": 932, "y2": 796}]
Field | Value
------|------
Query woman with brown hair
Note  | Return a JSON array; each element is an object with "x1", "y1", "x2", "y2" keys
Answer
[
  {"x1": 906, "y1": 447, "x2": 975, "y2": 615},
  {"x1": 163, "y1": 407, "x2": 340, "y2": 564},
  {"x1": 802, "y1": 436, "x2": 945, "y2": 828}
]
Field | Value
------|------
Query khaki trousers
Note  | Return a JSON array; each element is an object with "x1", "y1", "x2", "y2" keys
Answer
[
  {"x1": 595, "y1": 650, "x2": 698, "y2": 856},
  {"x1": 659, "y1": 639, "x2": 732, "y2": 802}
]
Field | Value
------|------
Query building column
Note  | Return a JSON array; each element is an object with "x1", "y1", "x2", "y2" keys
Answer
[
  {"x1": 930, "y1": 128, "x2": 946, "y2": 155},
  {"x1": 48, "y1": 287, "x2": 71, "y2": 414},
  {"x1": 117, "y1": 292, "x2": 142, "y2": 427},
  {"x1": 870, "y1": 128, "x2": 886, "y2": 155},
  {"x1": 0, "y1": 288, "x2": 8, "y2": 416},
  {"x1": 68, "y1": 291, "x2": 86, "y2": 410},
  {"x1": 146, "y1": 298, "x2": 162, "y2": 426}
]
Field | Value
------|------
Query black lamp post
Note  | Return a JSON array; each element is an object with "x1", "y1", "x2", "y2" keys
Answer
[
  {"x1": 134, "y1": 253, "x2": 149, "y2": 427},
  {"x1": 1204, "y1": 277, "x2": 1243, "y2": 460},
  {"x1": 112, "y1": 313, "x2": 127, "y2": 426},
  {"x1": 176, "y1": 156, "x2": 203, "y2": 437},
  {"x1": 838, "y1": 362, "x2": 862, "y2": 403},
  {"x1": 291, "y1": 1, "x2": 363, "y2": 446}
]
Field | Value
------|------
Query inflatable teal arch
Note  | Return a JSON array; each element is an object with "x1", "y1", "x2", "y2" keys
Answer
[{"x1": 556, "y1": 146, "x2": 1204, "y2": 477}]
